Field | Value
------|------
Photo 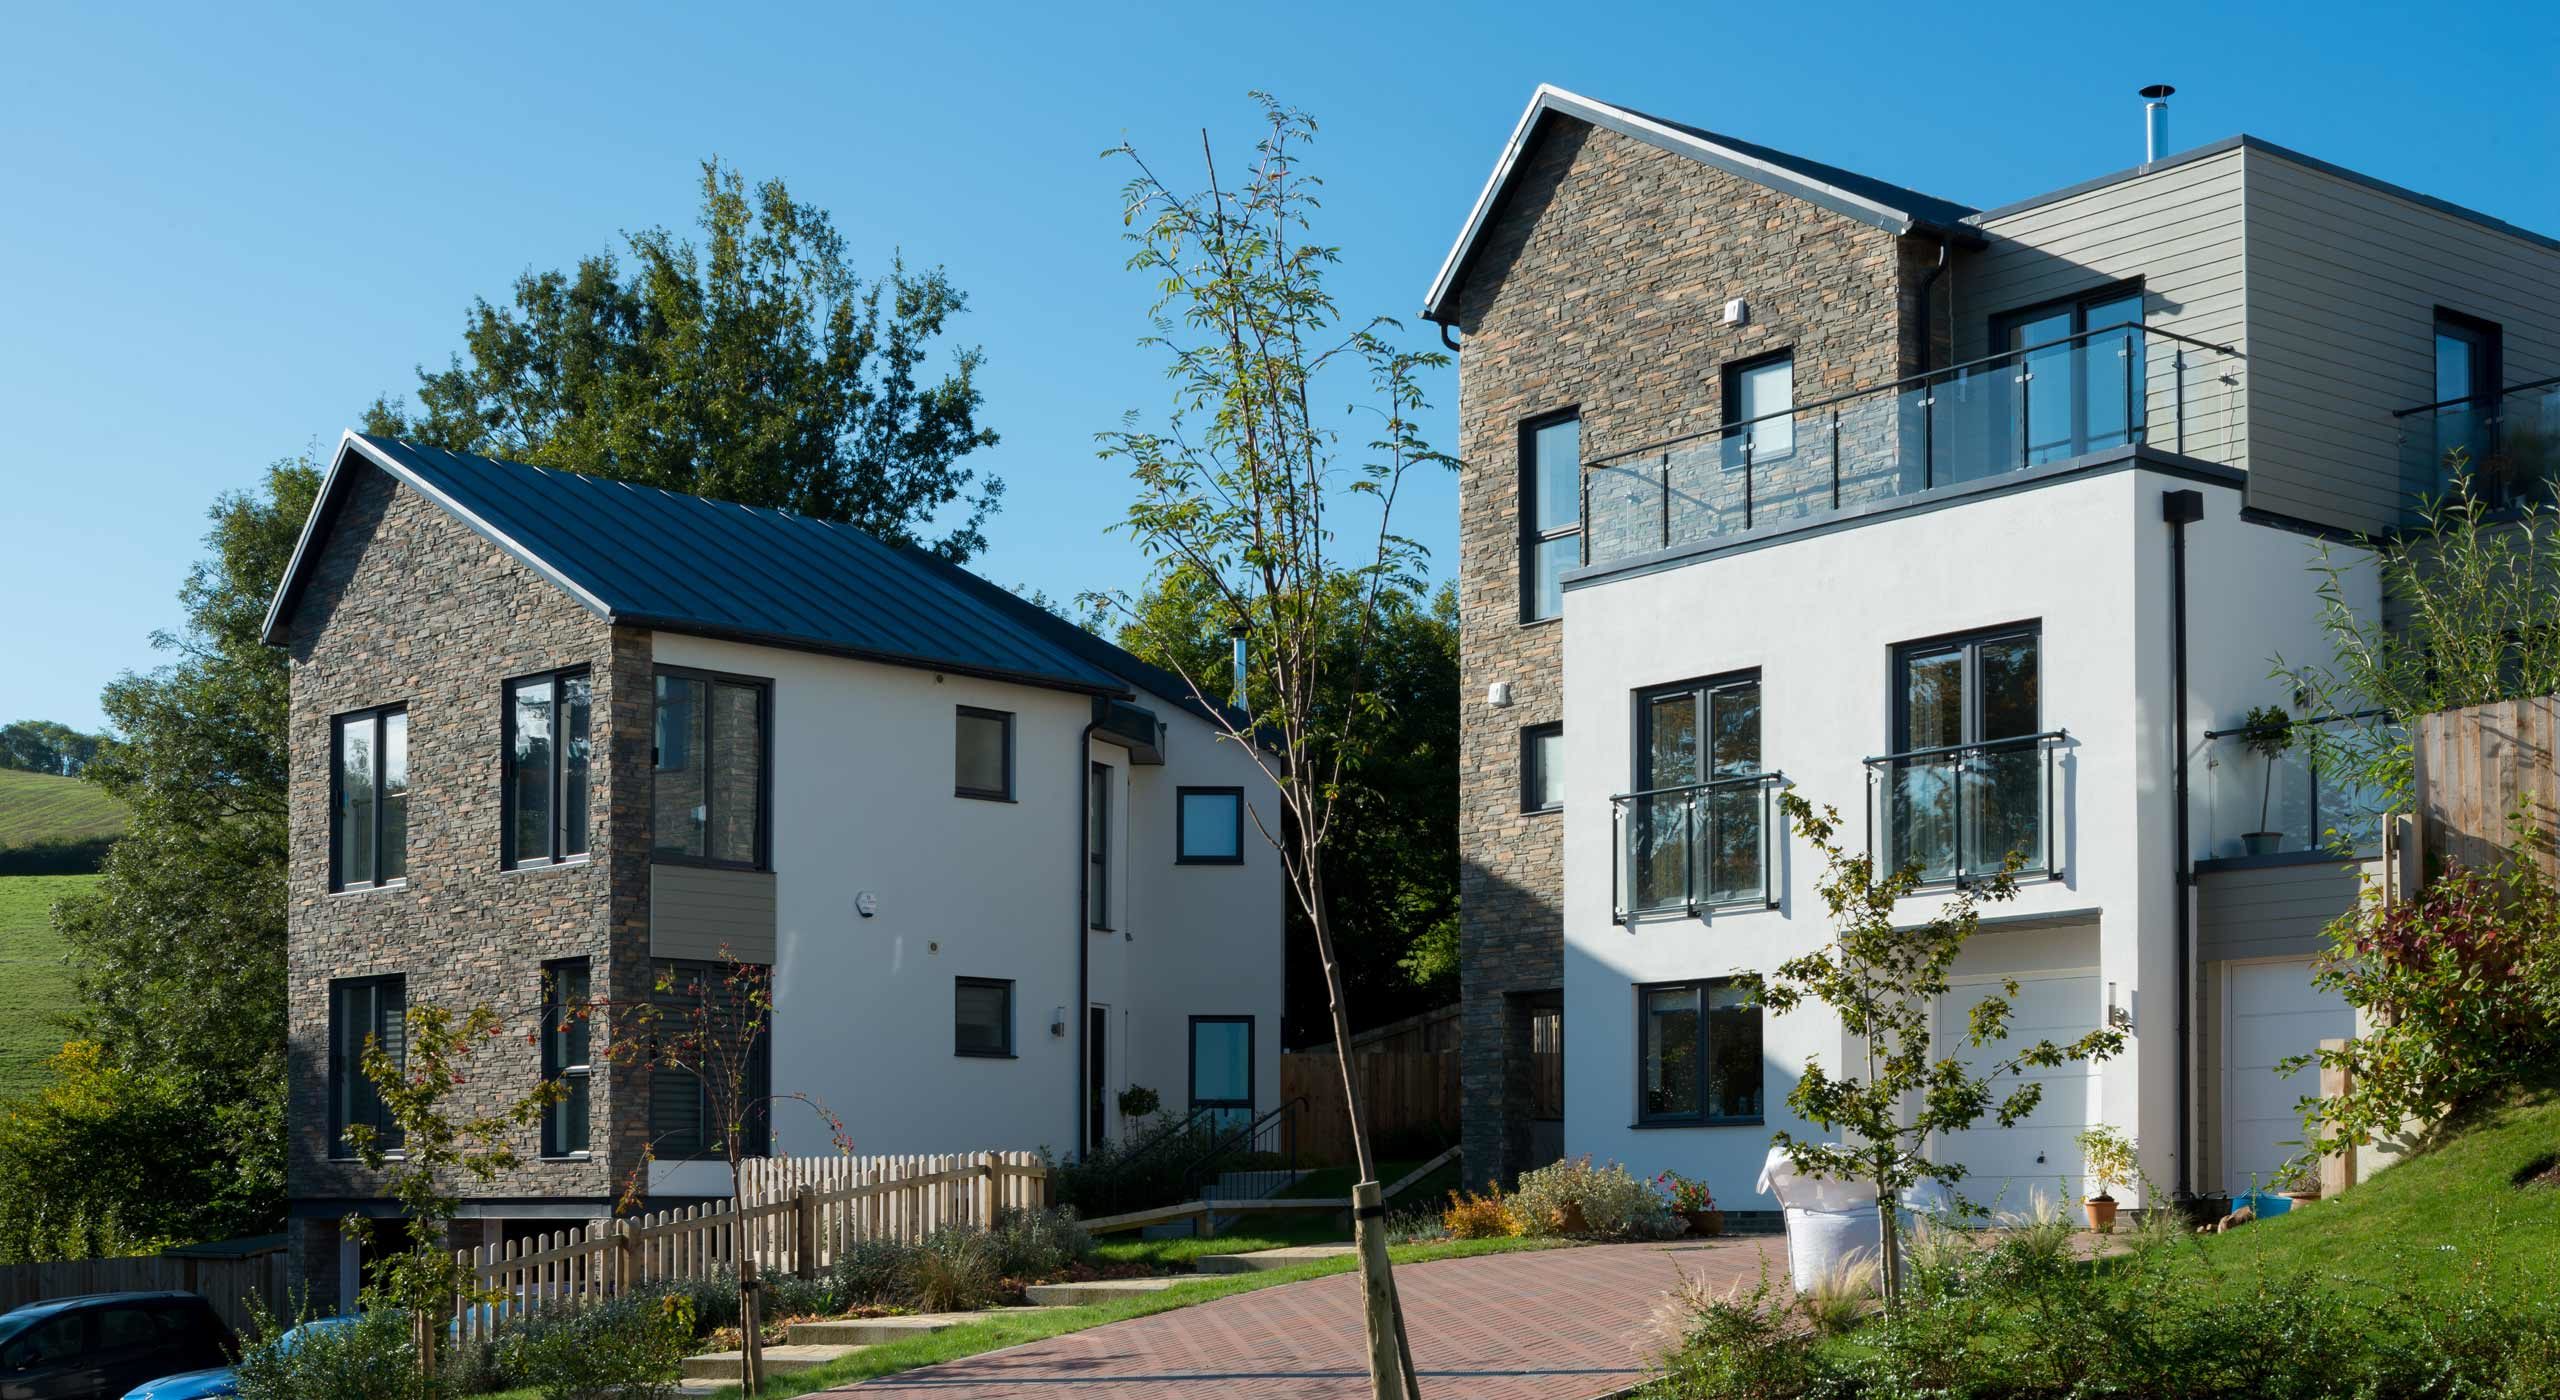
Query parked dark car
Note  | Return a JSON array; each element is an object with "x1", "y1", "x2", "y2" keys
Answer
[{"x1": 0, "y1": 1294, "x2": 232, "y2": 1400}]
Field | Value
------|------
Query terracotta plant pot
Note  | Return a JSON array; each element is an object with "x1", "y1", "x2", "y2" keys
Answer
[
  {"x1": 1682, "y1": 1208, "x2": 1726, "y2": 1238},
  {"x1": 2084, "y1": 1195, "x2": 2119, "y2": 1234}
]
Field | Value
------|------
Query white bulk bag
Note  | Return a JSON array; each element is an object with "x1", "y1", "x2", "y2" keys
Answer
[{"x1": 1758, "y1": 1145, "x2": 1879, "y2": 1294}]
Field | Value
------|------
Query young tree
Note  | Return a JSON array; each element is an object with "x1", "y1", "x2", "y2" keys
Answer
[
  {"x1": 1096, "y1": 96, "x2": 1454, "y2": 1399},
  {"x1": 346, "y1": 1002, "x2": 561, "y2": 1390},
  {"x1": 366, "y1": 159, "x2": 1003, "y2": 560},
  {"x1": 582, "y1": 954, "x2": 847, "y2": 1396},
  {"x1": 1741, "y1": 795, "x2": 2127, "y2": 1309}
]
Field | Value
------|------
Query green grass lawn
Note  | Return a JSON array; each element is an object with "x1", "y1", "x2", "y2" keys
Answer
[
  {"x1": 2166, "y1": 1079, "x2": 2560, "y2": 1295},
  {"x1": 701, "y1": 1234, "x2": 1577, "y2": 1399},
  {"x1": 0, "y1": 768, "x2": 125, "y2": 849},
  {"x1": 1093, "y1": 1212, "x2": 1352, "y2": 1273},
  {"x1": 0, "y1": 874, "x2": 88, "y2": 1100}
]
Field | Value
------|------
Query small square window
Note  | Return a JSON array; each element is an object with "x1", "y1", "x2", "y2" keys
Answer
[
  {"x1": 956, "y1": 708, "x2": 1014, "y2": 801},
  {"x1": 1176, "y1": 787, "x2": 1244, "y2": 864},
  {"x1": 1522, "y1": 724, "x2": 1562, "y2": 813},
  {"x1": 956, "y1": 977, "x2": 1015, "y2": 1057}
]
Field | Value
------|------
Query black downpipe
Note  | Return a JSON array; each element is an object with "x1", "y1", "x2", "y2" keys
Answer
[
  {"x1": 1075, "y1": 714, "x2": 1102, "y2": 1159},
  {"x1": 1915, "y1": 239, "x2": 1950, "y2": 374},
  {"x1": 2163, "y1": 488, "x2": 2204, "y2": 1207}
]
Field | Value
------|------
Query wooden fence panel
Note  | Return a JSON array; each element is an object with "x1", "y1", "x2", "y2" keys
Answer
[
  {"x1": 1283, "y1": 1050, "x2": 1461, "y2": 1167},
  {"x1": 2417, "y1": 697, "x2": 2560, "y2": 879},
  {"x1": 0, "y1": 1250, "x2": 286, "y2": 1333}
]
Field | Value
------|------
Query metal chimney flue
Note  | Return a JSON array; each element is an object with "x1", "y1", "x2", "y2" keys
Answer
[
  {"x1": 2141, "y1": 84, "x2": 2175, "y2": 163},
  {"x1": 1227, "y1": 621, "x2": 1250, "y2": 712}
]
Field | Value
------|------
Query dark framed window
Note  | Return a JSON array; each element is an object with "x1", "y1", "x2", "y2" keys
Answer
[
  {"x1": 1520, "y1": 410, "x2": 1581, "y2": 623},
  {"x1": 2432, "y1": 307, "x2": 2505, "y2": 481},
  {"x1": 1188, "y1": 1015, "x2": 1254, "y2": 1132},
  {"x1": 647, "y1": 958, "x2": 771, "y2": 1160},
  {"x1": 1636, "y1": 979, "x2": 1761, "y2": 1125},
  {"x1": 1721, "y1": 350, "x2": 1796, "y2": 461},
  {"x1": 1088, "y1": 763, "x2": 1113, "y2": 928},
  {"x1": 1992, "y1": 281, "x2": 2146, "y2": 464},
  {"x1": 329, "y1": 974, "x2": 406, "y2": 1156},
  {"x1": 1889, "y1": 622, "x2": 2042, "y2": 881},
  {"x1": 1631, "y1": 672, "x2": 1763, "y2": 910},
  {"x1": 505, "y1": 669, "x2": 592, "y2": 868},
  {"x1": 652, "y1": 668, "x2": 768, "y2": 869},
  {"x1": 331, "y1": 707, "x2": 408, "y2": 890},
  {"x1": 1176, "y1": 786, "x2": 1245, "y2": 863},
  {"x1": 1522, "y1": 724, "x2": 1563, "y2": 814},
  {"x1": 540, "y1": 959, "x2": 591, "y2": 1158},
  {"x1": 956, "y1": 977, "x2": 1015, "y2": 1058},
  {"x1": 956, "y1": 706, "x2": 1015, "y2": 801}
]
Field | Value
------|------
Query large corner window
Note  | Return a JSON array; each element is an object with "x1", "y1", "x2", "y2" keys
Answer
[
  {"x1": 647, "y1": 959, "x2": 771, "y2": 1160},
  {"x1": 329, "y1": 974, "x2": 406, "y2": 1156},
  {"x1": 506, "y1": 669, "x2": 592, "y2": 868},
  {"x1": 1176, "y1": 787, "x2": 1244, "y2": 863},
  {"x1": 1637, "y1": 979, "x2": 1762, "y2": 1126},
  {"x1": 1189, "y1": 1015, "x2": 1254, "y2": 1132},
  {"x1": 1520, "y1": 411, "x2": 1581, "y2": 622},
  {"x1": 956, "y1": 977, "x2": 1015, "y2": 1058},
  {"x1": 1087, "y1": 763, "x2": 1112, "y2": 928},
  {"x1": 1627, "y1": 673, "x2": 1764, "y2": 911},
  {"x1": 1993, "y1": 283, "x2": 2146, "y2": 465},
  {"x1": 1721, "y1": 351, "x2": 1796, "y2": 461},
  {"x1": 540, "y1": 959, "x2": 591, "y2": 1158},
  {"x1": 956, "y1": 706, "x2": 1015, "y2": 801},
  {"x1": 652, "y1": 670, "x2": 767, "y2": 868},
  {"x1": 1885, "y1": 624, "x2": 2044, "y2": 881},
  {"x1": 332, "y1": 707, "x2": 408, "y2": 891}
]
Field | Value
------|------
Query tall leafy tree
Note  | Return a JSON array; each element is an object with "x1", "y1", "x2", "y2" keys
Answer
[
  {"x1": 1110, "y1": 565, "x2": 1458, "y2": 1044},
  {"x1": 0, "y1": 720, "x2": 105, "y2": 776},
  {"x1": 365, "y1": 159, "x2": 1003, "y2": 560},
  {"x1": 47, "y1": 457, "x2": 317, "y2": 1244}
]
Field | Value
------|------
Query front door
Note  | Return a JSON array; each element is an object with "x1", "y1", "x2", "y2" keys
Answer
[{"x1": 1088, "y1": 1006, "x2": 1110, "y2": 1146}]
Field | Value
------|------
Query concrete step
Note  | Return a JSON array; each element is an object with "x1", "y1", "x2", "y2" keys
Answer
[
  {"x1": 785, "y1": 1307, "x2": 1056, "y2": 1346},
  {"x1": 1193, "y1": 1244, "x2": 1357, "y2": 1274},
  {"x1": 679, "y1": 1342, "x2": 862, "y2": 1381},
  {"x1": 1023, "y1": 1276, "x2": 1209, "y2": 1306}
]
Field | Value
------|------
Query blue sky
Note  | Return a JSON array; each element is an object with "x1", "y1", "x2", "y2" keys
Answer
[{"x1": 4, "y1": 0, "x2": 2553, "y2": 732}]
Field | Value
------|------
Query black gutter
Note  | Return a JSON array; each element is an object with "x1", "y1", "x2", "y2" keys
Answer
[
  {"x1": 1075, "y1": 713, "x2": 1101, "y2": 1159},
  {"x1": 2162, "y1": 487, "x2": 2204, "y2": 1208}
]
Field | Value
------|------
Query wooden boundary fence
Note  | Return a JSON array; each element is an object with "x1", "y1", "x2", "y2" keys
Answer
[
  {"x1": 2416, "y1": 697, "x2": 2560, "y2": 879},
  {"x1": 1282, "y1": 1050, "x2": 1460, "y2": 1166},
  {"x1": 451, "y1": 1151, "x2": 1044, "y2": 1342},
  {"x1": 0, "y1": 1248, "x2": 287, "y2": 1333}
]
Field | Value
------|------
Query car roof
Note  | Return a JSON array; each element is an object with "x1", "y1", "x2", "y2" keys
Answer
[{"x1": 0, "y1": 1291, "x2": 204, "y2": 1321}]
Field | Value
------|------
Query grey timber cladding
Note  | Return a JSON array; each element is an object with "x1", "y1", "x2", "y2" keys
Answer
[
  {"x1": 2195, "y1": 859, "x2": 2362, "y2": 962},
  {"x1": 649, "y1": 864, "x2": 780, "y2": 963}
]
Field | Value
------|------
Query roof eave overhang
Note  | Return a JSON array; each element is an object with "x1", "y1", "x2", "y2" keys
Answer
[
  {"x1": 1419, "y1": 85, "x2": 1982, "y2": 325},
  {"x1": 259, "y1": 431, "x2": 614, "y2": 648},
  {"x1": 628, "y1": 615, "x2": 1134, "y2": 700}
]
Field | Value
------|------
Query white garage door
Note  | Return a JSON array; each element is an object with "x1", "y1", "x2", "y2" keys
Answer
[
  {"x1": 2223, "y1": 959, "x2": 2354, "y2": 1198},
  {"x1": 1933, "y1": 971, "x2": 2101, "y2": 1217}
]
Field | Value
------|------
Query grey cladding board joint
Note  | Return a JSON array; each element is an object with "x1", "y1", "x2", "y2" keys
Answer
[
  {"x1": 650, "y1": 863, "x2": 779, "y2": 964},
  {"x1": 2195, "y1": 861, "x2": 2362, "y2": 963}
]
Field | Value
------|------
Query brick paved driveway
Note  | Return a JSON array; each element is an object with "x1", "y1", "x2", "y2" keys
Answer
[{"x1": 834, "y1": 1237, "x2": 1781, "y2": 1399}]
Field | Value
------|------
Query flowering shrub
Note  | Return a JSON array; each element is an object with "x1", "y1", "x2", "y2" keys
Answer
[
  {"x1": 1513, "y1": 1157, "x2": 1682, "y2": 1240},
  {"x1": 1442, "y1": 1181, "x2": 1524, "y2": 1238},
  {"x1": 1653, "y1": 1171, "x2": 1717, "y2": 1213},
  {"x1": 2291, "y1": 855, "x2": 2560, "y2": 1156}
]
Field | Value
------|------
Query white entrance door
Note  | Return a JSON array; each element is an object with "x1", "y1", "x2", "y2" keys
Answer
[
  {"x1": 1934, "y1": 970, "x2": 2101, "y2": 1217},
  {"x1": 2223, "y1": 958, "x2": 2353, "y2": 1197}
]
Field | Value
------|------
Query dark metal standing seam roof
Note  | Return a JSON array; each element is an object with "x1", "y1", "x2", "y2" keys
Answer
[{"x1": 261, "y1": 434, "x2": 1134, "y2": 697}]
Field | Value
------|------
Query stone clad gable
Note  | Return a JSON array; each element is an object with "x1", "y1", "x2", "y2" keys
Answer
[
  {"x1": 1448, "y1": 115, "x2": 1930, "y2": 1178},
  {"x1": 282, "y1": 461, "x2": 654, "y2": 1238}
]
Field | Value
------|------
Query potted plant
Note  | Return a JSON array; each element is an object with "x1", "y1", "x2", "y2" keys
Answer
[
  {"x1": 1116, "y1": 1084, "x2": 1161, "y2": 1121},
  {"x1": 2239, "y1": 704, "x2": 2295, "y2": 856},
  {"x1": 2075, "y1": 1125, "x2": 2138, "y2": 1234},
  {"x1": 1654, "y1": 1170, "x2": 1724, "y2": 1237},
  {"x1": 2278, "y1": 1162, "x2": 2323, "y2": 1207}
]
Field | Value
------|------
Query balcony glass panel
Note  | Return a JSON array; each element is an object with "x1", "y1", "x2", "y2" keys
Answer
[
  {"x1": 1866, "y1": 734, "x2": 2062, "y2": 884},
  {"x1": 1576, "y1": 326, "x2": 2242, "y2": 571},
  {"x1": 2398, "y1": 380, "x2": 2560, "y2": 514},
  {"x1": 1613, "y1": 777, "x2": 1780, "y2": 920},
  {"x1": 2199, "y1": 718, "x2": 2390, "y2": 861}
]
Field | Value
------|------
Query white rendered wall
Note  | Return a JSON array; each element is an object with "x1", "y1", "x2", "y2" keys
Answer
[
  {"x1": 649, "y1": 634, "x2": 1281, "y2": 1161},
  {"x1": 1556, "y1": 466, "x2": 2354, "y2": 1210}
]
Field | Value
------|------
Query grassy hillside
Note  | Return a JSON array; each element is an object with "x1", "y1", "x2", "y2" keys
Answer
[
  {"x1": 0, "y1": 874, "x2": 88, "y2": 1101},
  {"x1": 2179, "y1": 1083, "x2": 2560, "y2": 1292},
  {"x1": 0, "y1": 767, "x2": 126, "y2": 873}
]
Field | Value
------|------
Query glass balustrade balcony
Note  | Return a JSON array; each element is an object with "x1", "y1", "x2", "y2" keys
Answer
[
  {"x1": 1862, "y1": 731, "x2": 2068, "y2": 885},
  {"x1": 2198, "y1": 715, "x2": 2390, "y2": 862},
  {"x1": 1581, "y1": 325, "x2": 2244, "y2": 570},
  {"x1": 1610, "y1": 772, "x2": 1786, "y2": 922},
  {"x1": 2395, "y1": 377, "x2": 2560, "y2": 514}
]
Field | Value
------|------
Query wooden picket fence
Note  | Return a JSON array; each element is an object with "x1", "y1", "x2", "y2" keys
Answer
[{"x1": 450, "y1": 1151, "x2": 1045, "y2": 1342}]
